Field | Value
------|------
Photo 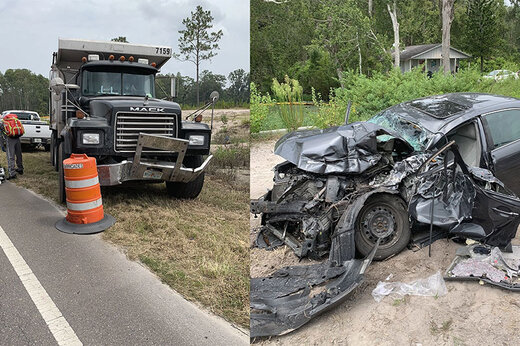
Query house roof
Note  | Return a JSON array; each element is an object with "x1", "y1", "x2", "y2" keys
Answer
[{"x1": 397, "y1": 44, "x2": 471, "y2": 60}]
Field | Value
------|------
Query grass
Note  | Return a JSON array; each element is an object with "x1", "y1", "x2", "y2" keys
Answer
[
  {"x1": 0, "y1": 146, "x2": 249, "y2": 328},
  {"x1": 259, "y1": 105, "x2": 317, "y2": 131},
  {"x1": 430, "y1": 318, "x2": 453, "y2": 335}
]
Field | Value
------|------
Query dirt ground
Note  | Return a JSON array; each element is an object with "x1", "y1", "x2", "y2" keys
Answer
[{"x1": 250, "y1": 138, "x2": 520, "y2": 346}]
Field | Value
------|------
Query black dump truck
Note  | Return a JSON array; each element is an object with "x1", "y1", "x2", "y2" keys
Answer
[{"x1": 49, "y1": 39, "x2": 214, "y2": 202}]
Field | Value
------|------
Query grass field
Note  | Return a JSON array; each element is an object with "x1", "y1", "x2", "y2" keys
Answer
[
  {"x1": 258, "y1": 105, "x2": 316, "y2": 132},
  {"x1": 0, "y1": 127, "x2": 250, "y2": 328}
]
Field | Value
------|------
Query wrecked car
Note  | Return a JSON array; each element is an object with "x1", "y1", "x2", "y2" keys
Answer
[
  {"x1": 250, "y1": 93, "x2": 520, "y2": 337},
  {"x1": 252, "y1": 93, "x2": 520, "y2": 261}
]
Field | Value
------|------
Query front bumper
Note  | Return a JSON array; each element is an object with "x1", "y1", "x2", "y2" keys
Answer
[
  {"x1": 21, "y1": 137, "x2": 49, "y2": 145},
  {"x1": 97, "y1": 133, "x2": 212, "y2": 186}
]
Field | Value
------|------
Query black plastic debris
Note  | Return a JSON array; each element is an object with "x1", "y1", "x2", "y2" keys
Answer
[{"x1": 250, "y1": 242, "x2": 378, "y2": 338}]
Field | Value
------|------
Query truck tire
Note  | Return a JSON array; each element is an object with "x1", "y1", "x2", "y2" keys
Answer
[
  {"x1": 354, "y1": 194, "x2": 410, "y2": 260},
  {"x1": 166, "y1": 155, "x2": 205, "y2": 199},
  {"x1": 58, "y1": 142, "x2": 66, "y2": 204}
]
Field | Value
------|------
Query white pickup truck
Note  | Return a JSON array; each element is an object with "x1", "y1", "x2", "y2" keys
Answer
[{"x1": 1, "y1": 110, "x2": 52, "y2": 150}]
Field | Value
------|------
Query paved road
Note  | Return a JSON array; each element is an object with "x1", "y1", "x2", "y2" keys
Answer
[{"x1": 0, "y1": 182, "x2": 248, "y2": 345}]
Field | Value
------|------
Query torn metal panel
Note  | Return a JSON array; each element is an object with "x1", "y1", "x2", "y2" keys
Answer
[
  {"x1": 409, "y1": 171, "x2": 475, "y2": 227},
  {"x1": 274, "y1": 122, "x2": 413, "y2": 175},
  {"x1": 250, "y1": 242, "x2": 378, "y2": 338}
]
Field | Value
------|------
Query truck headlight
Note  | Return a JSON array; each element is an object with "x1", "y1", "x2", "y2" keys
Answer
[
  {"x1": 82, "y1": 133, "x2": 100, "y2": 145},
  {"x1": 188, "y1": 135, "x2": 205, "y2": 146}
]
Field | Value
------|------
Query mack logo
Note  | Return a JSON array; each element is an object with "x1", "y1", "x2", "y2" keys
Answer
[{"x1": 130, "y1": 107, "x2": 165, "y2": 112}]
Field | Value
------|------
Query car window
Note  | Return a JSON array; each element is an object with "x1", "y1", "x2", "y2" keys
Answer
[{"x1": 484, "y1": 109, "x2": 520, "y2": 149}]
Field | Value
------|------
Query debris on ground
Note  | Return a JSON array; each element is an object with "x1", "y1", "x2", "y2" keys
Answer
[
  {"x1": 371, "y1": 271, "x2": 447, "y2": 302},
  {"x1": 445, "y1": 244, "x2": 520, "y2": 290}
]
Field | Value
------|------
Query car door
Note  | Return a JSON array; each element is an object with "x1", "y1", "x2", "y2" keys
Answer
[{"x1": 481, "y1": 109, "x2": 520, "y2": 196}]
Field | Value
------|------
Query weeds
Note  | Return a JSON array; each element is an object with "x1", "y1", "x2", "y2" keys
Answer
[
  {"x1": 271, "y1": 75, "x2": 305, "y2": 131},
  {"x1": 430, "y1": 318, "x2": 453, "y2": 335}
]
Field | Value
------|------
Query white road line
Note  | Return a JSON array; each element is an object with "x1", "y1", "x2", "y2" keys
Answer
[{"x1": 0, "y1": 226, "x2": 82, "y2": 346}]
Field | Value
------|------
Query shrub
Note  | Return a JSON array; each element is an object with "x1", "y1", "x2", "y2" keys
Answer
[
  {"x1": 250, "y1": 82, "x2": 271, "y2": 133},
  {"x1": 271, "y1": 75, "x2": 304, "y2": 131}
]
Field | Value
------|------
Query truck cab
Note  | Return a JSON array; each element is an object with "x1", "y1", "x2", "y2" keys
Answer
[{"x1": 49, "y1": 39, "x2": 213, "y2": 202}]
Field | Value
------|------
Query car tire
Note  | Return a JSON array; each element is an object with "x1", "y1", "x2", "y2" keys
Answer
[
  {"x1": 165, "y1": 155, "x2": 205, "y2": 199},
  {"x1": 58, "y1": 142, "x2": 66, "y2": 204},
  {"x1": 355, "y1": 194, "x2": 410, "y2": 260}
]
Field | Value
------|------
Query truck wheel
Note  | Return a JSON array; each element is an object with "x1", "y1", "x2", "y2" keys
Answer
[
  {"x1": 354, "y1": 194, "x2": 410, "y2": 260},
  {"x1": 166, "y1": 155, "x2": 205, "y2": 199},
  {"x1": 58, "y1": 143, "x2": 66, "y2": 204}
]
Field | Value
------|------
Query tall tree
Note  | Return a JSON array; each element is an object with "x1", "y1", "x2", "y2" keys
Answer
[
  {"x1": 314, "y1": 0, "x2": 384, "y2": 81},
  {"x1": 227, "y1": 69, "x2": 250, "y2": 104},
  {"x1": 177, "y1": 5, "x2": 223, "y2": 105},
  {"x1": 465, "y1": 0, "x2": 501, "y2": 72},
  {"x1": 111, "y1": 36, "x2": 128, "y2": 43},
  {"x1": 387, "y1": 1, "x2": 400, "y2": 68},
  {"x1": 441, "y1": 0, "x2": 455, "y2": 74}
]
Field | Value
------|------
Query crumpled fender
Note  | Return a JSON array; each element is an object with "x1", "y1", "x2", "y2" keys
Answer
[{"x1": 274, "y1": 122, "x2": 413, "y2": 175}]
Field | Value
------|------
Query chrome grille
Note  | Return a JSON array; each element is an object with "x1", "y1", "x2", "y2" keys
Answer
[{"x1": 114, "y1": 112, "x2": 177, "y2": 153}]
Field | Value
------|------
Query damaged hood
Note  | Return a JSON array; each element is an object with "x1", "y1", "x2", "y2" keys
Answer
[{"x1": 274, "y1": 122, "x2": 414, "y2": 174}]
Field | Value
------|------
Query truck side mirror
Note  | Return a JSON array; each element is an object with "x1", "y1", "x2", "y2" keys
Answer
[
  {"x1": 210, "y1": 91, "x2": 219, "y2": 104},
  {"x1": 50, "y1": 77, "x2": 65, "y2": 95}
]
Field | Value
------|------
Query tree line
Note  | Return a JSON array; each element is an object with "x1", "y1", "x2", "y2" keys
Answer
[{"x1": 251, "y1": 0, "x2": 520, "y2": 99}]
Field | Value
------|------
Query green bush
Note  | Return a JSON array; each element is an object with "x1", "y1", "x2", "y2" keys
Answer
[
  {"x1": 271, "y1": 75, "x2": 304, "y2": 131},
  {"x1": 250, "y1": 82, "x2": 271, "y2": 133},
  {"x1": 310, "y1": 66, "x2": 516, "y2": 128},
  {"x1": 310, "y1": 87, "x2": 346, "y2": 128},
  {"x1": 211, "y1": 145, "x2": 250, "y2": 169}
]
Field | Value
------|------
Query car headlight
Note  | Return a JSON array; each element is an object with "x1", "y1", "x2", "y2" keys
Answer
[
  {"x1": 188, "y1": 135, "x2": 205, "y2": 146},
  {"x1": 82, "y1": 133, "x2": 100, "y2": 145}
]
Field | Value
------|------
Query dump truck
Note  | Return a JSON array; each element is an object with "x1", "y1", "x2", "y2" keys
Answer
[{"x1": 49, "y1": 38, "x2": 214, "y2": 203}]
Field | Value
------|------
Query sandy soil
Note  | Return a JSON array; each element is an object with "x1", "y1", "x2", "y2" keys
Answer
[
  {"x1": 201, "y1": 108, "x2": 250, "y2": 133},
  {"x1": 250, "y1": 138, "x2": 520, "y2": 346}
]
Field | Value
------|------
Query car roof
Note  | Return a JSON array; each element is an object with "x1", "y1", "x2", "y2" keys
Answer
[
  {"x1": 391, "y1": 92, "x2": 520, "y2": 134},
  {"x1": 2, "y1": 110, "x2": 39, "y2": 114}
]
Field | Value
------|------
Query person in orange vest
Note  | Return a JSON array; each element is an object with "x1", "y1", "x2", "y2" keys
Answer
[{"x1": 0, "y1": 113, "x2": 24, "y2": 179}]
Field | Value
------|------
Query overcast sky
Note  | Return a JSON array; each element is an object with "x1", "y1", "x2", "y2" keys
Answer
[{"x1": 0, "y1": 0, "x2": 249, "y2": 80}]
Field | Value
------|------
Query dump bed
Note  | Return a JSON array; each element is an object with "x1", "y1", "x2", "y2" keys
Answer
[{"x1": 55, "y1": 38, "x2": 172, "y2": 70}]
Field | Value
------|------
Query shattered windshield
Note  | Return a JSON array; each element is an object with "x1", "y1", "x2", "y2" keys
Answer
[{"x1": 368, "y1": 110, "x2": 434, "y2": 151}]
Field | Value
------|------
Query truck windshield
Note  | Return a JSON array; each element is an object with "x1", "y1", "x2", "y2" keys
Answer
[
  {"x1": 82, "y1": 70, "x2": 155, "y2": 97},
  {"x1": 368, "y1": 110, "x2": 434, "y2": 151}
]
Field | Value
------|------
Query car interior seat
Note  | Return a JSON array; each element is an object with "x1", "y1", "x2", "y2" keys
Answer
[{"x1": 447, "y1": 122, "x2": 481, "y2": 167}]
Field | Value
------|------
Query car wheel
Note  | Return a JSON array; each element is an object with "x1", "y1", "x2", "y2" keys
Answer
[
  {"x1": 355, "y1": 194, "x2": 410, "y2": 260},
  {"x1": 165, "y1": 155, "x2": 205, "y2": 199}
]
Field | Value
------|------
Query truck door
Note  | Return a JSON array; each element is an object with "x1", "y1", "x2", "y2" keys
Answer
[{"x1": 481, "y1": 109, "x2": 520, "y2": 196}]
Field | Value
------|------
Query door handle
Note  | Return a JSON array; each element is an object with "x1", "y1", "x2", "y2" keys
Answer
[{"x1": 492, "y1": 207, "x2": 519, "y2": 217}]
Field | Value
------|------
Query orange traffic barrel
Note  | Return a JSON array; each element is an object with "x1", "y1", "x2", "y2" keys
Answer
[{"x1": 56, "y1": 154, "x2": 115, "y2": 234}]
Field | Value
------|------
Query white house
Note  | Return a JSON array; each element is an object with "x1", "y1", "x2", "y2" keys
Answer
[{"x1": 395, "y1": 44, "x2": 471, "y2": 73}]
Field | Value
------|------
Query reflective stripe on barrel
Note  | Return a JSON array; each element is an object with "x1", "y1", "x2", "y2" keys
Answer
[
  {"x1": 65, "y1": 176, "x2": 99, "y2": 189},
  {"x1": 66, "y1": 197, "x2": 103, "y2": 211},
  {"x1": 63, "y1": 153, "x2": 104, "y2": 225}
]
